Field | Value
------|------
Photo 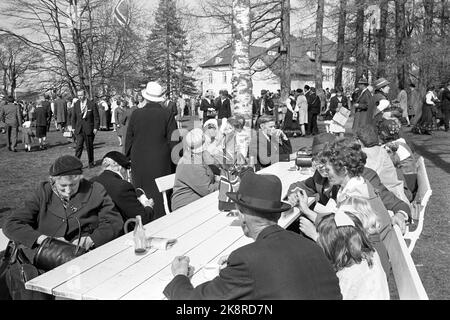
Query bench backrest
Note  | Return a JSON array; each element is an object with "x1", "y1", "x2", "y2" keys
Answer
[
  {"x1": 385, "y1": 225, "x2": 428, "y2": 300},
  {"x1": 155, "y1": 174, "x2": 176, "y2": 214}
]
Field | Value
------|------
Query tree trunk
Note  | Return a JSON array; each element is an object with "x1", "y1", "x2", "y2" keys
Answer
[
  {"x1": 420, "y1": 0, "x2": 434, "y2": 91},
  {"x1": 231, "y1": 0, "x2": 252, "y2": 121},
  {"x1": 395, "y1": 0, "x2": 408, "y2": 88},
  {"x1": 377, "y1": 0, "x2": 388, "y2": 78},
  {"x1": 355, "y1": 3, "x2": 365, "y2": 87},
  {"x1": 315, "y1": 0, "x2": 324, "y2": 90},
  {"x1": 335, "y1": 0, "x2": 347, "y2": 89},
  {"x1": 441, "y1": 0, "x2": 446, "y2": 37},
  {"x1": 280, "y1": 0, "x2": 291, "y2": 105}
]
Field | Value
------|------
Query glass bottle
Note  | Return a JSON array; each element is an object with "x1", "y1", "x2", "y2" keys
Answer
[{"x1": 133, "y1": 215, "x2": 147, "y2": 254}]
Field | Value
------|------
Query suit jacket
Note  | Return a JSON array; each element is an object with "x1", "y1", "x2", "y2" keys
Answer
[
  {"x1": 0, "y1": 103, "x2": 22, "y2": 127},
  {"x1": 91, "y1": 170, "x2": 155, "y2": 225},
  {"x1": 217, "y1": 98, "x2": 231, "y2": 119},
  {"x1": 71, "y1": 99, "x2": 100, "y2": 135},
  {"x1": 329, "y1": 95, "x2": 349, "y2": 114},
  {"x1": 306, "y1": 92, "x2": 321, "y2": 114},
  {"x1": 163, "y1": 225, "x2": 342, "y2": 300},
  {"x1": 200, "y1": 98, "x2": 217, "y2": 119},
  {"x1": 441, "y1": 87, "x2": 450, "y2": 110},
  {"x1": 254, "y1": 132, "x2": 292, "y2": 169},
  {"x1": 3, "y1": 179, "x2": 123, "y2": 260}
]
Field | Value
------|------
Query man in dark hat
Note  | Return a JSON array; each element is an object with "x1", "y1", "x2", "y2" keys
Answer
[
  {"x1": 163, "y1": 171, "x2": 342, "y2": 300},
  {"x1": 91, "y1": 151, "x2": 155, "y2": 225},
  {"x1": 352, "y1": 76, "x2": 374, "y2": 131},
  {"x1": 0, "y1": 95, "x2": 22, "y2": 151}
]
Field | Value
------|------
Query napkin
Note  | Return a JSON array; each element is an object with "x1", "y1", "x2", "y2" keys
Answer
[{"x1": 147, "y1": 237, "x2": 177, "y2": 250}]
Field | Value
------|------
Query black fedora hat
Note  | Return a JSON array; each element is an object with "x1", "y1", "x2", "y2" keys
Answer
[{"x1": 227, "y1": 172, "x2": 291, "y2": 214}]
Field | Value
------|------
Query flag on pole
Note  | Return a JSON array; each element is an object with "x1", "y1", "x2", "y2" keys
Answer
[
  {"x1": 367, "y1": 5, "x2": 381, "y2": 30},
  {"x1": 114, "y1": 0, "x2": 130, "y2": 27}
]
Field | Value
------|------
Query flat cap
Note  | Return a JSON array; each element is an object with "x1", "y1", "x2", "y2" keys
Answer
[
  {"x1": 103, "y1": 151, "x2": 131, "y2": 169},
  {"x1": 49, "y1": 155, "x2": 83, "y2": 176}
]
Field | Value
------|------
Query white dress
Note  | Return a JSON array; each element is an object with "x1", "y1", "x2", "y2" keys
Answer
[
  {"x1": 337, "y1": 251, "x2": 390, "y2": 300},
  {"x1": 110, "y1": 100, "x2": 118, "y2": 124}
]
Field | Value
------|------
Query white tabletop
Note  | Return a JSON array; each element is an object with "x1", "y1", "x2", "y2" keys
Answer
[{"x1": 25, "y1": 161, "x2": 314, "y2": 300}]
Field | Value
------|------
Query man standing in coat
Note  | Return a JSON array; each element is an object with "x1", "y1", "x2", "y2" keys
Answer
[
  {"x1": 163, "y1": 172, "x2": 342, "y2": 300},
  {"x1": 92, "y1": 151, "x2": 155, "y2": 226},
  {"x1": 352, "y1": 76, "x2": 373, "y2": 131},
  {"x1": 0, "y1": 95, "x2": 22, "y2": 152},
  {"x1": 305, "y1": 86, "x2": 321, "y2": 135},
  {"x1": 125, "y1": 82, "x2": 177, "y2": 219},
  {"x1": 217, "y1": 90, "x2": 231, "y2": 126},
  {"x1": 71, "y1": 89, "x2": 100, "y2": 168},
  {"x1": 54, "y1": 94, "x2": 67, "y2": 131}
]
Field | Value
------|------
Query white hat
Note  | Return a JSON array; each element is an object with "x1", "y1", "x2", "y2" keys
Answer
[
  {"x1": 185, "y1": 128, "x2": 206, "y2": 154},
  {"x1": 203, "y1": 119, "x2": 218, "y2": 129},
  {"x1": 141, "y1": 82, "x2": 165, "y2": 102}
]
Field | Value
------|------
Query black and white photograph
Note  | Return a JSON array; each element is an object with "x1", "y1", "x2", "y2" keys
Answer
[{"x1": 0, "y1": 0, "x2": 449, "y2": 303}]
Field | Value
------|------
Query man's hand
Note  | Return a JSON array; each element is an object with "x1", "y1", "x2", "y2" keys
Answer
[
  {"x1": 392, "y1": 212, "x2": 407, "y2": 235},
  {"x1": 299, "y1": 217, "x2": 318, "y2": 241},
  {"x1": 171, "y1": 256, "x2": 191, "y2": 277},
  {"x1": 73, "y1": 236, "x2": 94, "y2": 250},
  {"x1": 93, "y1": 129, "x2": 98, "y2": 135}
]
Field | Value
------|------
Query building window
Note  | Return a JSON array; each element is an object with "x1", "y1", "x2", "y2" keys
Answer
[
  {"x1": 208, "y1": 72, "x2": 213, "y2": 84},
  {"x1": 323, "y1": 68, "x2": 333, "y2": 82},
  {"x1": 223, "y1": 72, "x2": 227, "y2": 83}
]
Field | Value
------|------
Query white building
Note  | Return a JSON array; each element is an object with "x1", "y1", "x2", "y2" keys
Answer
[{"x1": 199, "y1": 36, "x2": 355, "y2": 98}]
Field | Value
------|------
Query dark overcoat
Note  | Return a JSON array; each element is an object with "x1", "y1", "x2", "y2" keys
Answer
[
  {"x1": 163, "y1": 225, "x2": 342, "y2": 300},
  {"x1": 2, "y1": 179, "x2": 123, "y2": 261},
  {"x1": 124, "y1": 101, "x2": 177, "y2": 218},
  {"x1": 54, "y1": 98, "x2": 67, "y2": 123},
  {"x1": 91, "y1": 170, "x2": 155, "y2": 225},
  {"x1": 352, "y1": 88, "x2": 374, "y2": 130}
]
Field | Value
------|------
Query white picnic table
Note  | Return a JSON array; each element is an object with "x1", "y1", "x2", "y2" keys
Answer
[{"x1": 25, "y1": 160, "x2": 314, "y2": 300}]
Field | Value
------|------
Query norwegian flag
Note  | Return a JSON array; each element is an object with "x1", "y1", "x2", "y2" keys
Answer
[{"x1": 114, "y1": 0, "x2": 129, "y2": 27}]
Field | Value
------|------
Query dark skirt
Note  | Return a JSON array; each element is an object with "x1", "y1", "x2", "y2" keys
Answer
[
  {"x1": 36, "y1": 126, "x2": 47, "y2": 138},
  {"x1": 282, "y1": 110, "x2": 301, "y2": 133},
  {"x1": 417, "y1": 104, "x2": 433, "y2": 131}
]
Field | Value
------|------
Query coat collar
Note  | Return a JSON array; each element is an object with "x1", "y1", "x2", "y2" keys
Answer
[
  {"x1": 102, "y1": 169, "x2": 124, "y2": 181},
  {"x1": 256, "y1": 224, "x2": 284, "y2": 241}
]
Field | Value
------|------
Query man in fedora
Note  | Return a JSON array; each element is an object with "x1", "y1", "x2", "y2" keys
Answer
[
  {"x1": 352, "y1": 75, "x2": 374, "y2": 131},
  {"x1": 91, "y1": 151, "x2": 155, "y2": 226},
  {"x1": 163, "y1": 171, "x2": 342, "y2": 300},
  {"x1": 125, "y1": 81, "x2": 177, "y2": 219},
  {"x1": 71, "y1": 89, "x2": 100, "y2": 168}
]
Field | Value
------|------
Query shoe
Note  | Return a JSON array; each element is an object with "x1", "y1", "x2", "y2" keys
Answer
[{"x1": 88, "y1": 163, "x2": 95, "y2": 168}]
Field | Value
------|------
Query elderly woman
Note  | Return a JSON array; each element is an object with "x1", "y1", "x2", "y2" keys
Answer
[
  {"x1": 171, "y1": 128, "x2": 220, "y2": 211},
  {"x1": 3, "y1": 155, "x2": 123, "y2": 263}
]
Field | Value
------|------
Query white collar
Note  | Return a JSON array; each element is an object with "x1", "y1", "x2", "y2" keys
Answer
[{"x1": 336, "y1": 176, "x2": 365, "y2": 204}]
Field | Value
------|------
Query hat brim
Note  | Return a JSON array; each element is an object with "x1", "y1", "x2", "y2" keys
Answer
[
  {"x1": 226, "y1": 192, "x2": 292, "y2": 213},
  {"x1": 141, "y1": 90, "x2": 165, "y2": 102}
]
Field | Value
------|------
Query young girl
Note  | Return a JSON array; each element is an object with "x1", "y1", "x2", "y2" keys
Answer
[
  {"x1": 22, "y1": 120, "x2": 33, "y2": 152},
  {"x1": 316, "y1": 211, "x2": 390, "y2": 300}
]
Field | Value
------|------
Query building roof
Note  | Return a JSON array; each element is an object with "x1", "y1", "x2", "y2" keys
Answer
[
  {"x1": 199, "y1": 45, "x2": 268, "y2": 68},
  {"x1": 199, "y1": 36, "x2": 352, "y2": 77}
]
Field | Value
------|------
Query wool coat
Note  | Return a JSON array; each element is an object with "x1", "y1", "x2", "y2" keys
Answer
[
  {"x1": 352, "y1": 88, "x2": 374, "y2": 131},
  {"x1": 2, "y1": 179, "x2": 123, "y2": 261},
  {"x1": 163, "y1": 225, "x2": 342, "y2": 300},
  {"x1": 124, "y1": 101, "x2": 177, "y2": 218}
]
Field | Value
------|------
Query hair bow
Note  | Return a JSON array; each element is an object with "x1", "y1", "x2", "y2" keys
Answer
[{"x1": 334, "y1": 209, "x2": 355, "y2": 227}]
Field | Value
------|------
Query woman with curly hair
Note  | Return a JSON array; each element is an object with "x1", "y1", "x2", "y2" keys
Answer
[{"x1": 316, "y1": 211, "x2": 389, "y2": 300}]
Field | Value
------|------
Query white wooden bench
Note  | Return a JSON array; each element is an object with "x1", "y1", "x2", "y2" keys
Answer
[
  {"x1": 155, "y1": 173, "x2": 176, "y2": 215},
  {"x1": 404, "y1": 156, "x2": 432, "y2": 253},
  {"x1": 0, "y1": 229, "x2": 9, "y2": 251},
  {"x1": 385, "y1": 225, "x2": 428, "y2": 300}
]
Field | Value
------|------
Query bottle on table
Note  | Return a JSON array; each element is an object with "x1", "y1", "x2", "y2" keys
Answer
[{"x1": 133, "y1": 215, "x2": 147, "y2": 254}]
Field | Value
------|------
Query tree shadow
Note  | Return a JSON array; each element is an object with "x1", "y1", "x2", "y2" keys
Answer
[
  {"x1": 93, "y1": 142, "x2": 105, "y2": 148},
  {"x1": 410, "y1": 140, "x2": 450, "y2": 174}
]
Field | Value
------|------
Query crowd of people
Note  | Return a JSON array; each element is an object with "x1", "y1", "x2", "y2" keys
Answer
[{"x1": 0, "y1": 75, "x2": 446, "y2": 300}]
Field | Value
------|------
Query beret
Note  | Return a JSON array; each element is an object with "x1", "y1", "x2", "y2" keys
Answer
[
  {"x1": 103, "y1": 151, "x2": 131, "y2": 169},
  {"x1": 49, "y1": 155, "x2": 83, "y2": 176}
]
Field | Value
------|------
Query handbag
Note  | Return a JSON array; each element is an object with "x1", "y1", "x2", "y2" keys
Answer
[
  {"x1": 34, "y1": 237, "x2": 86, "y2": 272},
  {"x1": 206, "y1": 109, "x2": 217, "y2": 117},
  {"x1": 63, "y1": 130, "x2": 73, "y2": 138},
  {"x1": 4, "y1": 241, "x2": 52, "y2": 300}
]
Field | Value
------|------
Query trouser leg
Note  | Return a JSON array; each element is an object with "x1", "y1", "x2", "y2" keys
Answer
[
  {"x1": 6, "y1": 125, "x2": 12, "y2": 148},
  {"x1": 85, "y1": 134, "x2": 95, "y2": 164},
  {"x1": 75, "y1": 133, "x2": 85, "y2": 159},
  {"x1": 444, "y1": 108, "x2": 450, "y2": 131},
  {"x1": 11, "y1": 126, "x2": 18, "y2": 148}
]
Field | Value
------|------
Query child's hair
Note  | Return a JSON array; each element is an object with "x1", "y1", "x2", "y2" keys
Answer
[
  {"x1": 317, "y1": 212, "x2": 375, "y2": 272},
  {"x1": 339, "y1": 198, "x2": 380, "y2": 235}
]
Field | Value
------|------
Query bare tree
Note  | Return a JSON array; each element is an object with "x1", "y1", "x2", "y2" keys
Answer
[
  {"x1": 354, "y1": 2, "x2": 365, "y2": 87},
  {"x1": 231, "y1": 0, "x2": 252, "y2": 120},
  {"x1": 280, "y1": 0, "x2": 290, "y2": 103},
  {"x1": 377, "y1": 0, "x2": 388, "y2": 78},
  {"x1": 315, "y1": 0, "x2": 324, "y2": 90},
  {"x1": 334, "y1": 0, "x2": 347, "y2": 89},
  {"x1": 395, "y1": 0, "x2": 408, "y2": 88}
]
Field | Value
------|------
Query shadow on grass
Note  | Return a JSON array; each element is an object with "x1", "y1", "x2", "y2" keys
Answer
[{"x1": 410, "y1": 140, "x2": 450, "y2": 175}]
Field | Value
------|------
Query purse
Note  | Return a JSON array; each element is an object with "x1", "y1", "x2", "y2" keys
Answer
[
  {"x1": 63, "y1": 130, "x2": 73, "y2": 138},
  {"x1": 34, "y1": 237, "x2": 86, "y2": 272}
]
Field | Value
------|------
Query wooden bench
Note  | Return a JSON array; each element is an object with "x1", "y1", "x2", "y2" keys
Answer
[
  {"x1": 385, "y1": 225, "x2": 428, "y2": 300},
  {"x1": 155, "y1": 173, "x2": 176, "y2": 215},
  {"x1": 0, "y1": 229, "x2": 9, "y2": 251},
  {"x1": 404, "y1": 156, "x2": 432, "y2": 253}
]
